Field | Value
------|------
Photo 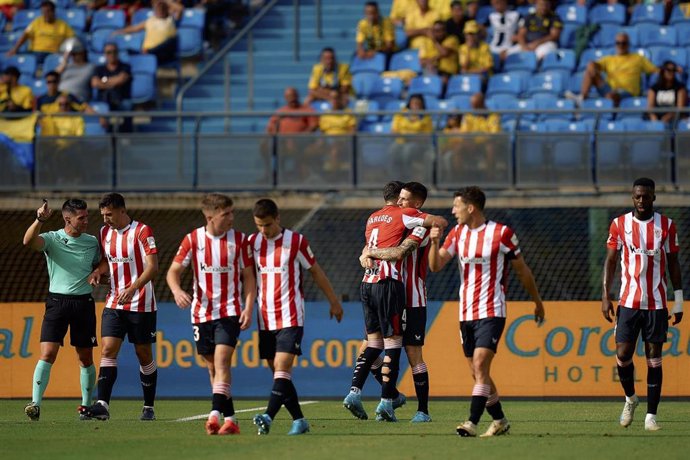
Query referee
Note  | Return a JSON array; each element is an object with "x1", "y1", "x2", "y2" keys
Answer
[{"x1": 22, "y1": 199, "x2": 101, "y2": 421}]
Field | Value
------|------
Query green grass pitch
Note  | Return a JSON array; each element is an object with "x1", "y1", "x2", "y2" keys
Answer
[{"x1": 1, "y1": 399, "x2": 688, "y2": 459}]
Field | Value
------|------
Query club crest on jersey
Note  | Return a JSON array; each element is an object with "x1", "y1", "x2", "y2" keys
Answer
[
  {"x1": 147, "y1": 236, "x2": 156, "y2": 249},
  {"x1": 654, "y1": 228, "x2": 662, "y2": 238}
]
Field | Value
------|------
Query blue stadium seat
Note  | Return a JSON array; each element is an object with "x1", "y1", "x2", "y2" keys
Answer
[
  {"x1": 618, "y1": 97, "x2": 646, "y2": 121},
  {"x1": 89, "y1": 101, "x2": 110, "y2": 114},
  {"x1": 541, "y1": 119, "x2": 591, "y2": 132},
  {"x1": 1, "y1": 31, "x2": 27, "y2": 53},
  {"x1": 622, "y1": 119, "x2": 665, "y2": 131},
  {"x1": 556, "y1": 5, "x2": 587, "y2": 25},
  {"x1": 360, "y1": 121, "x2": 392, "y2": 133},
  {"x1": 84, "y1": 122, "x2": 107, "y2": 135},
  {"x1": 577, "y1": 48, "x2": 614, "y2": 71},
  {"x1": 526, "y1": 72, "x2": 564, "y2": 96},
  {"x1": 450, "y1": 94, "x2": 472, "y2": 110},
  {"x1": 516, "y1": 5, "x2": 535, "y2": 17},
  {"x1": 540, "y1": 49, "x2": 576, "y2": 73},
  {"x1": 677, "y1": 119, "x2": 690, "y2": 131},
  {"x1": 28, "y1": 0, "x2": 72, "y2": 8},
  {"x1": 91, "y1": 10, "x2": 126, "y2": 32},
  {"x1": 41, "y1": 53, "x2": 63, "y2": 74},
  {"x1": 116, "y1": 32, "x2": 144, "y2": 54},
  {"x1": 486, "y1": 72, "x2": 525, "y2": 97},
  {"x1": 669, "y1": 6, "x2": 690, "y2": 25},
  {"x1": 5, "y1": 54, "x2": 37, "y2": 76},
  {"x1": 516, "y1": 98, "x2": 537, "y2": 122},
  {"x1": 389, "y1": 49, "x2": 421, "y2": 73},
  {"x1": 130, "y1": 54, "x2": 157, "y2": 104},
  {"x1": 89, "y1": 50, "x2": 130, "y2": 65},
  {"x1": 597, "y1": 120, "x2": 625, "y2": 131},
  {"x1": 592, "y1": 26, "x2": 638, "y2": 48},
  {"x1": 534, "y1": 95, "x2": 574, "y2": 121},
  {"x1": 56, "y1": 9, "x2": 86, "y2": 32},
  {"x1": 476, "y1": 5, "x2": 494, "y2": 24},
  {"x1": 12, "y1": 9, "x2": 39, "y2": 31},
  {"x1": 130, "y1": 54, "x2": 157, "y2": 75},
  {"x1": 503, "y1": 51, "x2": 537, "y2": 73},
  {"x1": 559, "y1": 23, "x2": 578, "y2": 49},
  {"x1": 394, "y1": 25, "x2": 407, "y2": 50},
  {"x1": 179, "y1": 8, "x2": 205, "y2": 29},
  {"x1": 350, "y1": 53, "x2": 386, "y2": 75},
  {"x1": 630, "y1": 3, "x2": 665, "y2": 25},
  {"x1": 178, "y1": 27, "x2": 203, "y2": 58},
  {"x1": 582, "y1": 98, "x2": 614, "y2": 121},
  {"x1": 446, "y1": 74, "x2": 482, "y2": 97},
  {"x1": 382, "y1": 99, "x2": 405, "y2": 121},
  {"x1": 90, "y1": 29, "x2": 116, "y2": 53},
  {"x1": 589, "y1": 4, "x2": 626, "y2": 26},
  {"x1": 676, "y1": 23, "x2": 690, "y2": 46},
  {"x1": 638, "y1": 24, "x2": 677, "y2": 47},
  {"x1": 409, "y1": 75, "x2": 442, "y2": 97},
  {"x1": 311, "y1": 100, "x2": 332, "y2": 112},
  {"x1": 18, "y1": 73, "x2": 35, "y2": 89},
  {"x1": 31, "y1": 78, "x2": 47, "y2": 97},
  {"x1": 351, "y1": 99, "x2": 380, "y2": 123},
  {"x1": 485, "y1": 94, "x2": 518, "y2": 121},
  {"x1": 132, "y1": 8, "x2": 153, "y2": 24},
  {"x1": 649, "y1": 47, "x2": 688, "y2": 68},
  {"x1": 0, "y1": 13, "x2": 4, "y2": 35},
  {"x1": 352, "y1": 73, "x2": 379, "y2": 98},
  {"x1": 370, "y1": 77, "x2": 403, "y2": 100}
]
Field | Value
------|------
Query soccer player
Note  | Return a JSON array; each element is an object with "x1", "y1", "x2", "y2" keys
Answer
[
  {"x1": 428, "y1": 186, "x2": 545, "y2": 437},
  {"x1": 249, "y1": 199, "x2": 344, "y2": 435},
  {"x1": 84, "y1": 193, "x2": 159, "y2": 421},
  {"x1": 22, "y1": 199, "x2": 100, "y2": 421},
  {"x1": 166, "y1": 193, "x2": 257, "y2": 435},
  {"x1": 344, "y1": 181, "x2": 447, "y2": 422},
  {"x1": 602, "y1": 177, "x2": 683, "y2": 431}
]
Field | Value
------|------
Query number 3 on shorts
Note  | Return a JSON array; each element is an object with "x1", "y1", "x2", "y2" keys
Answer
[{"x1": 193, "y1": 325, "x2": 200, "y2": 342}]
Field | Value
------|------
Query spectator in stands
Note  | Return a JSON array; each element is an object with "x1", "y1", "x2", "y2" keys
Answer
[
  {"x1": 306, "y1": 47, "x2": 352, "y2": 104},
  {"x1": 0, "y1": 0, "x2": 23, "y2": 22},
  {"x1": 37, "y1": 71, "x2": 88, "y2": 114},
  {"x1": 430, "y1": 0, "x2": 451, "y2": 20},
  {"x1": 390, "y1": 0, "x2": 415, "y2": 26},
  {"x1": 114, "y1": 0, "x2": 183, "y2": 65},
  {"x1": 267, "y1": 87, "x2": 319, "y2": 135},
  {"x1": 445, "y1": 1, "x2": 467, "y2": 44},
  {"x1": 40, "y1": 94, "x2": 86, "y2": 136},
  {"x1": 647, "y1": 60, "x2": 687, "y2": 125},
  {"x1": 356, "y1": 2, "x2": 395, "y2": 60},
  {"x1": 55, "y1": 38, "x2": 95, "y2": 103},
  {"x1": 459, "y1": 92, "x2": 501, "y2": 134},
  {"x1": 0, "y1": 66, "x2": 34, "y2": 113},
  {"x1": 6, "y1": 1, "x2": 75, "y2": 63},
  {"x1": 419, "y1": 20, "x2": 459, "y2": 89},
  {"x1": 91, "y1": 42, "x2": 132, "y2": 112},
  {"x1": 405, "y1": 0, "x2": 441, "y2": 51},
  {"x1": 458, "y1": 21, "x2": 493, "y2": 78},
  {"x1": 317, "y1": 91, "x2": 356, "y2": 176},
  {"x1": 486, "y1": 0, "x2": 520, "y2": 56},
  {"x1": 577, "y1": 32, "x2": 657, "y2": 107},
  {"x1": 504, "y1": 0, "x2": 562, "y2": 62},
  {"x1": 390, "y1": 93, "x2": 433, "y2": 174}
]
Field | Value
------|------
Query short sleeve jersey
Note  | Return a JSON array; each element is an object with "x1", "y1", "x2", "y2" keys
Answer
[
  {"x1": 520, "y1": 12, "x2": 562, "y2": 43},
  {"x1": 597, "y1": 54, "x2": 658, "y2": 96},
  {"x1": 26, "y1": 17, "x2": 75, "y2": 53},
  {"x1": 41, "y1": 229, "x2": 100, "y2": 295},
  {"x1": 356, "y1": 17, "x2": 395, "y2": 51},
  {"x1": 308, "y1": 62, "x2": 352, "y2": 91}
]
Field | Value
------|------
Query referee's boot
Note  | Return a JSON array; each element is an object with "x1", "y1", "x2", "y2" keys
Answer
[{"x1": 25, "y1": 402, "x2": 40, "y2": 421}]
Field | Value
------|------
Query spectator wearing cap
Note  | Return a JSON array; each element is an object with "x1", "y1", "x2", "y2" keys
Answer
[
  {"x1": 113, "y1": 0, "x2": 183, "y2": 65},
  {"x1": 0, "y1": 66, "x2": 34, "y2": 113},
  {"x1": 5, "y1": 1, "x2": 75, "y2": 63},
  {"x1": 504, "y1": 0, "x2": 561, "y2": 61},
  {"x1": 55, "y1": 38, "x2": 95, "y2": 102},
  {"x1": 458, "y1": 20, "x2": 492, "y2": 77}
]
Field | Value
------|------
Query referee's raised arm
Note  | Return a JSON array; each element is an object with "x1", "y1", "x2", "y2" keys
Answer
[{"x1": 23, "y1": 200, "x2": 52, "y2": 251}]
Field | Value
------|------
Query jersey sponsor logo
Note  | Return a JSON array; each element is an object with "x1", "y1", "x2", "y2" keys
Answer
[
  {"x1": 368, "y1": 214, "x2": 393, "y2": 225},
  {"x1": 200, "y1": 263, "x2": 232, "y2": 273},
  {"x1": 196, "y1": 245, "x2": 205, "y2": 252},
  {"x1": 627, "y1": 245, "x2": 660, "y2": 256},
  {"x1": 147, "y1": 236, "x2": 156, "y2": 249},
  {"x1": 107, "y1": 255, "x2": 134, "y2": 263},
  {"x1": 259, "y1": 266, "x2": 287, "y2": 274},
  {"x1": 460, "y1": 256, "x2": 490, "y2": 264}
]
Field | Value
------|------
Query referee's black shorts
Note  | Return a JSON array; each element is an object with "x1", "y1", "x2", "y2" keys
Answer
[{"x1": 40, "y1": 293, "x2": 97, "y2": 348}]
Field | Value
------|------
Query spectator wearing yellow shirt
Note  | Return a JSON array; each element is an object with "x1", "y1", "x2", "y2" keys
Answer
[
  {"x1": 419, "y1": 21, "x2": 459, "y2": 88},
  {"x1": 390, "y1": 94, "x2": 434, "y2": 175},
  {"x1": 430, "y1": 0, "x2": 451, "y2": 20},
  {"x1": 0, "y1": 0, "x2": 23, "y2": 22},
  {"x1": 114, "y1": 0, "x2": 183, "y2": 64},
  {"x1": 405, "y1": 0, "x2": 441, "y2": 51},
  {"x1": 0, "y1": 66, "x2": 34, "y2": 113},
  {"x1": 6, "y1": 1, "x2": 74, "y2": 63},
  {"x1": 356, "y1": 2, "x2": 395, "y2": 60},
  {"x1": 458, "y1": 21, "x2": 493, "y2": 77},
  {"x1": 317, "y1": 91, "x2": 356, "y2": 175},
  {"x1": 389, "y1": 0, "x2": 416, "y2": 26},
  {"x1": 40, "y1": 94, "x2": 86, "y2": 137},
  {"x1": 579, "y1": 32, "x2": 657, "y2": 107},
  {"x1": 306, "y1": 47, "x2": 352, "y2": 104}
]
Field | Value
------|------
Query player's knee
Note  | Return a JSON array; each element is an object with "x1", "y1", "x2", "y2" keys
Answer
[{"x1": 646, "y1": 357, "x2": 662, "y2": 368}]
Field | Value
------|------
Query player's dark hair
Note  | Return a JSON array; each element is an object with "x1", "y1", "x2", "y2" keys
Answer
[
  {"x1": 253, "y1": 199, "x2": 279, "y2": 219},
  {"x1": 99, "y1": 192, "x2": 126, "y2": 210},
  {"x1": 62, "y1": 198, "x2": 87, "y2": 214},
  {"x1": 454, "y1": 186, "x2": 486, "y2": 210},
  {"x1": 633, "y1": 177, "x2": 655, "y2": 190},
  {"x1": 383, "y1": 181, "x2": 405, "y2": 202},
  {"x1": 403, "y1": 182, "x2": 428, "y2": 202},
  {"x1": 202, "y1": 193, "x2": 233, "y2": 212}
]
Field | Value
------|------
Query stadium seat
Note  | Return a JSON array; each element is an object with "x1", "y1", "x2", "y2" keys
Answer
[
  {"x1": 540, "y1": 49, "x2": 576, "y2": 74},
  {"x1": 57, "y1": 9, "x2": 87, "y2": 32},
  {"x1": 446, "y1": 74, "x2": 482, "y2": 97},
  {"x1": 389, "y1": 49, "x2": 421, "y2": 73},
  {"x1": 559, "y1": 23, "x2": 578, "y2": 49},
  {"x1": 41, "y1": 53, "x2": 63, "y2": 74},
  {"x1": 132, "y1": 8, "x2": 153, "y2": 24},
  {"x1": 5, "y1": 54, "x2": 37, "y2": 77},
  {"x1": 370, "y1": 77, "x2": 403, "y2": 101},
  {"x1": 394, "y1": 25, "x2": 407, "y2": 50},
  {"x1": 592, "y1": 26, "x2": 638, "y2": 49},
  {"x1": 638, "y1": 24, "x2": 677, "y2": 47},
  {"x1": 534, "y1": 95, "x2": 574, "y2": 121},
  {"x1": 618, "y1": 97, "x2": 647, "y2": 121},
  {"x1": 677, "y1": 119, "x2": 690, "y2": 131},
  {"x1": 351, "y1": 99, "x2": 380, "y2": 123},
  {"x1": 91, "y1": 10, "x2": 126, "y2": 32},
  {"x1": 556, "y1": 5, "x2": 587, "y2": 25},
  {"x1": 649, "y1": 47, "x2": 688, "y2": 69},
  {"x1": 622, "y1": 119, "x2": 665, "y2": 131},
  {"x1": 89, "y1": 101, "x2": 110, "y2": 114},
  {"x1": 630, "y1": 3, "x2": 665, "y2": 25},
  {"x1": 311, "y1": 100, "x2": 332, "y2": 112},
  {"x1": 115, "y1": 32, "x2": 144, "y2": 54},
  {"x1": 577, "y1": 48, "x2": 614, "y2": 71},
  {"x1": 12, "y1": 9, "x2": 39, "y2": 31},
  {"x1": 541, "y1": 119, "x2": 591, "y2": 132},
  {"x1": 129, "y1": 54, "x2": 157, "y2": 104},
  {"x1": 130, "y1": 54, "x2": 157, "y2": 75},
  {"x1": 90, "y1": 29, "x2": 116, "y2": 53},
  {"x1": 179, "y1": 8, "x2": 205, "y2": 29},
  {"x1": 1, "y1": 32, "x2": 27, "y2": 54},
  {"x1": 476, "y1": 5, "x2": 494, "y2": 24},
  {"x1": 178, "y1": 27, "x2": 203, "y2": 58},
  {"x1": 526, "y1": 72, "x2": 564, "y2": 97},
  {"x1": 597, "y1": 120, "x2": 625, "y2": 131},
  {"x1": 588, "y1": 4, "x2": 626, "y2": 26},
  {"x1": 28, "y1": 0, "x2": 71, "y2": 7},
  {"x1": 676, "y1": 23, "x2": 690, "y2": 46},
  {"x1": 450, "y1": 94, "x2": 472, "y2": 110},
  {"x1": 485, "y1": 94, "x2": 518, "y2": 121},
  {"x1": 409, "y1": 75, "x2": 442, "y2": 98},
  {"x1": 352, "y1": 73, "x2": 379, "y2": 98},
  {"x1": 503, "y1": 51, "x2": 537, "y2": 73},
  {"x1": 18, "y1": 73, "x2": 35, "y2": 89},
  {"x1": 350, "y1": 53, "x2": 386, "y2": 75},
  {"x1": 84, "y1": 122, "x2": 107, "y2": 135},
  {"x1": 582, "y1": 98, "x2": 614, "y2": 121},
  {"x1": 382, "y1": 99, "x2": 405, "y2": 121},
  {"x1": 669, "y1": 5, "x2": 690, "y2": 25},
  {"x1": 486, "y1": 73, "x2": 524, "y2": 97},
  {"x1": 89, "y1": 50, "x2": 130, "y2": 65},
  {"x1": 31, "y1": 78, "x2": 47, "y2": 97},
  {"x1": 359, "y1": 121, "x2": 392, "y2": 133}
]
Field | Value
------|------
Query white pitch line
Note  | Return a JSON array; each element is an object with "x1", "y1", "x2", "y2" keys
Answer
[{"x1": 173, "y1": 400, "x2": 319, "y2": 422}]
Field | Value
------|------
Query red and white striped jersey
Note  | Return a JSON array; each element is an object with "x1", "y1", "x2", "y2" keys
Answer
[
  {"x1": 100, "y1": 220, "x2": 157, "y2": 312},
  {"x1": 442, "y1": 221, "x2": 520, "y2": 321},
  {"x1": 173, "y1": 227, "x2": 252, "y2": 324},
  {"x1": 247, "y1": 228, "x2": 315, "y2": 331},
  {"x1": 362, "y1": 205, "x2": 427, "y2": 284},
  {"x1": 404, "y1": 230, "x2": 430, "y2": 308},
  {"x1": 606, "y1": 212, "x2": 679, "y2": 310}
]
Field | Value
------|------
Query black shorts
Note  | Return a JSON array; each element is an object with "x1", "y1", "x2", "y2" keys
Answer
[
  {"x1": 402, "y1": 306, "x2": 427, "y2": 346},
  {"x1": 101, "y1": 308, "x2": 157, "y2": 344},
  {"x1": 459, "y1": 317, "x2": 507, "y2": 358},
  {"x1": 40, "y1": 293, "x2": 97, "y2": 348},
  {"x1": 360, "y1": 279, "x2": 406, "y2": 337},
  {"x1": 259, "y1": 327, "x2": 304, "y2": 360},
  {"x1": 615, "y1": 306, "x2": 668, "y2": 344},
  {"x1": 193, "y1": 316, "x2": 241, "y2": 355}
]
